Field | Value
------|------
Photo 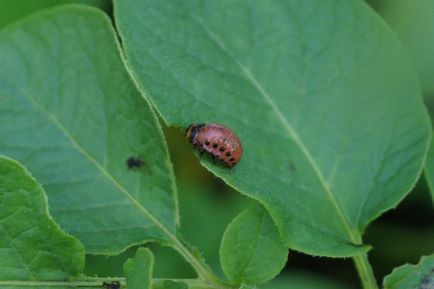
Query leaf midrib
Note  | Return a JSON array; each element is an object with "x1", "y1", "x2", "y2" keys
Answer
[
  {"x1": 191, "y1": 15, "x2": 359, "y2": 244},
  {"x1": 14, "y1": 77, "x2": 217, "y2": 282},
  {"x1": 13, "y1": 81, "x2": 178, "y2": 250}
]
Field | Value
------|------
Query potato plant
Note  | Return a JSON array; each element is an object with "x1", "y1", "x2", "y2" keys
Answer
[{"x1": 0, "y1": 1, "x2": 433, "y2": 289}]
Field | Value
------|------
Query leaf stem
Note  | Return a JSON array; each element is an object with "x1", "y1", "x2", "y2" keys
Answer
[
  {"x1": 0, "y1": 278, "x2": 225, "y2": 289},
  {"x1": 353, "y1": 253, "x2": 378, "y2": 289},
  {"x1": 169, "y1": 239, "x2": 233, "y2": 289}
]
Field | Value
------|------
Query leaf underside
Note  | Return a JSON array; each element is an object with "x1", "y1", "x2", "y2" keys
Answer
[
  {"x1": 0, "y1": 5, "x2": 178, "y2": 254},
  {"x1": 115, "y1": 0, "x2": 431, "y2": 256},
  {"x1": 0, "y1": 156, "x2": 84, "y2": 280}
]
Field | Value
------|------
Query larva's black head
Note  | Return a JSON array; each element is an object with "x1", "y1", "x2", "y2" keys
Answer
[{"x1": 185, "y1": 123, "x2": 205, "y2": 143}]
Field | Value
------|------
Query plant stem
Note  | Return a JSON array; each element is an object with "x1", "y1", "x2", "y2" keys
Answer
[
  {"x1": 0, "y1": 278, "x2": 225, "y2": 289},
  {"x1": 169, "y1": 240, "x2": 232, "y2": 289},
  {"x1": 353, "y1": 253, "x2": 378, "y2": 289}
]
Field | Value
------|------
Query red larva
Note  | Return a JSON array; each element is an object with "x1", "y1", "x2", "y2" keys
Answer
[{"x1": 185, "y1": 123, "x2": 243, "y2": 168}]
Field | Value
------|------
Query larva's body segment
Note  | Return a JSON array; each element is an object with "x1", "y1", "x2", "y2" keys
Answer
[{"x1": 186, "y1": 123, "x2": 243, "y2": 168}]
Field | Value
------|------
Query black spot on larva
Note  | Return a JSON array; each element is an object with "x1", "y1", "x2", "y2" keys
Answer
[
  {"x1": 289, "y1": 163, "x2": 297, "y2": 172},
  {"x1": 103, "y1": 281, "x2": 120, "y2": 289},
  {"x1": 230, "y1": 157, "x2": 235, "y2": 162},
  {"x1": 226, "y1": 152, "x2": 231, "y2": 157},
  {"x1": 127, "y1": 157, "x2": 144, "y2": 169},
  {"x1": 213, "y1": 143, "x2": 218, "y2": 148},
  {"x1": 205, "y1": 140, "x2": 210, "y2": 146},
  {"x1": 219, "y1": 147, "x2": 225, "y2": 152}
]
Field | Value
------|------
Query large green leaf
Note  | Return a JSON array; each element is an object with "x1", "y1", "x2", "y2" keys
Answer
[
  {"x1": 220, "y1": 206, "x2": 287, "y2": 285},
  {"x1": 114, "y1": 0, "x2": 431, "y2": 256},
  {"x1": 124, "y1": 248, "x2": 153, "y2": 289},
  {"x1": 0, "y1": 5, "x2": 179, "y2": 254},
  {"x1": 383, "y1": 255, "x2": 434, "y2": 289},
  {"x1": 0, "y1": 156, "x2": 84, "y2": 280}
]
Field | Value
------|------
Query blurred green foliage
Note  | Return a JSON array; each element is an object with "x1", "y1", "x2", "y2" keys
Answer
[
  {"x1": 0, "y1": 0, "x2": 111, "y2": 27},
  {"x1": 264, "y1": 270, "x2": 353, "y2": 289},
  {"x1": 368, "y1": 0, "x2": 434, "y2": 97}
]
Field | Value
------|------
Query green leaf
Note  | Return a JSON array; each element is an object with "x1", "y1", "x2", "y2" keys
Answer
[
  {"x1": 114, "y1": 0, "x2": 431, "y2": 256},
  {"x1": 0, "y1": 5, "x2": 179, "y2": 254},
  {"x1": 383, "y1": 255, "x2": 434, "y2": 289},
  {"x1": 123, "y1": 248, "x2": 153, "y2": 289},
  {"x1": 0, "y1": 156, "x2": 84, "y2": 280},
  {"x1": 220, "y1": 206, "x2": 287, "y2": 285}
]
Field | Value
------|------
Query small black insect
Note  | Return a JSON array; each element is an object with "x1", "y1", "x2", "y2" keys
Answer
[
  {"x1": 126, "y1": 157, "x2": 144, "y2": 169},
  {"x1": 103, "y1": 281, "x2": 120, "y2": 289}
]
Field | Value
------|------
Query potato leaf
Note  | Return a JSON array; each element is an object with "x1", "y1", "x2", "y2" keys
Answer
[
  {"x1": 124, "y1": 248, "x2": 153, "y2": 289},
  {"x1": 0, "y1": 5, "x2": 178, "y2": 254},
  {"x1": 114, "y1": 0, "x2": 431, "y2": 256},
  {"x1": 220, "y1": 206, "x2": 287, "y2": 285},
  {"x1": 383, "y1": 255, "x2": 434, "y2": 289},
  {"x1": 0, "y1": 156, "x2": 84, "y2": 280}
]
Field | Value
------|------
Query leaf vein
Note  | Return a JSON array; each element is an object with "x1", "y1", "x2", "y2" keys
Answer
[{"x1": 191, "y1": 14, "x2": 359, "y2": 244}]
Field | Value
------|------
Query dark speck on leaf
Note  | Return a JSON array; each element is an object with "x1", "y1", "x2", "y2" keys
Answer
[
  {"x1": 103, "y1": 281, "x2": 120, "y2": 289},
  {"x1": 127, "y1": 157, "x2": 144, "y2": 169}
]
